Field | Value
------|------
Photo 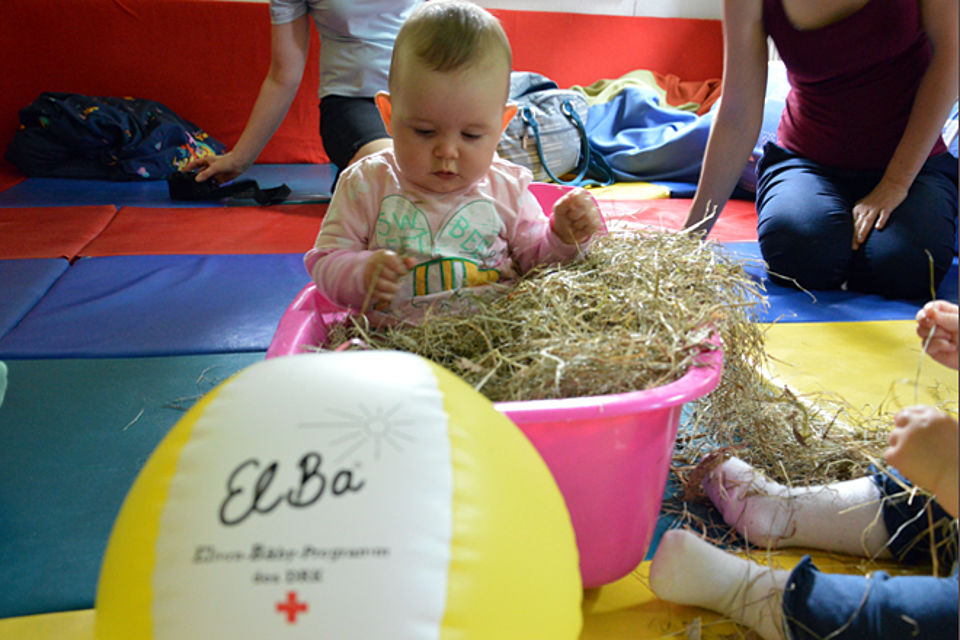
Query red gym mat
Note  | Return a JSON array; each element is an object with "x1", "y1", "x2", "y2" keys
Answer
[
  {"x1": 0, "y1": 206, "x2": 117, "y2": 260},
  {"x1": 608, "y1": 198, "x2": 758, "y2": 243},
  {"x1": 80, "y1": 204, "x2": 328, "y2": 256}
]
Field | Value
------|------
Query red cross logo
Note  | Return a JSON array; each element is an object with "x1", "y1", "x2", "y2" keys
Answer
[{"x1": 276, "y1": 590, "x2": 308, "y2": 624}]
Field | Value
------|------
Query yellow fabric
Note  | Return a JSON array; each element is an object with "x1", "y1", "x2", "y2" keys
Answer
[
  {"x1": 571, "y1": 70, "x2": 698, "y2": 112},
  {"x1": 588, "y1": 182, "x2": 670, "y2": 201},
  {"x1": 763, "y1": 320, "x2": 959, "y2": 414}
]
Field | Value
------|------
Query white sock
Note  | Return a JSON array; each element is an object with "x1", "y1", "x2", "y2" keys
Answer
[
  {"x1": 650, "y1": 529, "x2": 788, "y2": 640},
  {"x1": 703, "y1": 457, "x2": 890, "y2": 557}
]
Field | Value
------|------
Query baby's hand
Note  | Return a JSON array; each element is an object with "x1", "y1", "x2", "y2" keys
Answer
[
  {"x1": 916, "y1": 300, "x2": 959, "y2": 371},
  {"x1": 885, "y1": 405, "x2": 959, "y2": 509},
  {"x1": 551, "y1": 188, "x2": 603, "y2": 245},
  {"x1": 363, "y1": 250, "x2": 416, "y2": 308}
]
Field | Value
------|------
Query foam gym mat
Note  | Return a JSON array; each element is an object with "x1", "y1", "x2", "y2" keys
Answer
[
  {"x1": 604, "y1": 195, "x2": 759, "y2": 243},
  {"x1": 0, "y1": 165, "x2": 334, "y2": 209},
  {"x1": 764, "y1": 320, "x2": 960, "y2": 412},
  {"x1": 0, "y1": 254, "x2": 309, "y2": 358},
  {"x1": 0, "y1": 206, "x2": 117, "y2": 260},
  {"x1": 80, "y1": 204, "x2": 326, "y2": 257},
  {"x1": 1, "y1": 2, "x2": 956, "y2": 637},
  {"x1": 0, "y1": 258, "x2": 68, "y2": 339},
  {"x1": 0, "y1": 353, "x2": 266, "y2": 619},
  {"x1": 722, "y1": 241, "x2": 960, "y2": 323}
]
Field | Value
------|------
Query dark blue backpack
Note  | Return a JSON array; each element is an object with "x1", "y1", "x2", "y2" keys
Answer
[{"x1": 5, "y1": 92, "x2": 225, "y2": 180}]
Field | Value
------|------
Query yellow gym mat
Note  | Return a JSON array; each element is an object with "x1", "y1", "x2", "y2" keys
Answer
[{"x1": 763, "y1": 320, "x2": 958, "y2": 414}]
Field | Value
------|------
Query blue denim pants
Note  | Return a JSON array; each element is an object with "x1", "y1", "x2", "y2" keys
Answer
[
  {"x1": 782, "y1": 469, "x2": 958, "y2": 639},
  {"x1": 755, "y1": 143, "x2": 958, "y2": 299}
]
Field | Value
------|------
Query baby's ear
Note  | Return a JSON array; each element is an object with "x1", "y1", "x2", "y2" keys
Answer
[
  {"x1": 501, "y1": 102, "x2": 518, "y2": 133},
  {"x1": 375, "y1": 91, "x2": 393, "y2": 135}
]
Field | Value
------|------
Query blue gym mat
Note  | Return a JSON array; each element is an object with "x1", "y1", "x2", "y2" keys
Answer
[
  {"x1": 0, "y1": 259, "x2": 68, "y2": 340},
  {"x1": 720, "y1": 242, "x2": 960, "y2": 323},
  {"x1": 0, "y1": 254, "x2": 310, "y2": 358},
  {"x1": 0, "y1": 164, "x2": 335, "y2": 208},
  {"x1": 0, "y1": 352, "x2": 265, "y2": 618}
]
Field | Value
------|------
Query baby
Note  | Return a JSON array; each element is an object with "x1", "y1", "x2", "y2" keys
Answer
[
  {"x1": 649, "y1": 300, "x2": 960, "y2": 639},
  {"x1": 304, "y1": 0, "x2": 602, "y2": 322}
]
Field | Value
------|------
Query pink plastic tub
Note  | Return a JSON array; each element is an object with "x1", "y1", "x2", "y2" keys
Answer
[
  {"x1": 269, "y1": 184, "x2": 723, "y2": 587},
  {"x1": 267, "y1": 283, "x2": 722, "y2": 587}
]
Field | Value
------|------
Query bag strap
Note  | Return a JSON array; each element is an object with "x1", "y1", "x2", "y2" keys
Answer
[{"x1": 519, "y1": 100, "x2": 614, "y2": 188}]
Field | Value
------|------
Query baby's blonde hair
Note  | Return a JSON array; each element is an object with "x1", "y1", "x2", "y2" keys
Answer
[{"x1": 389, "y1": 0, "x2": 512, "y2": 91}]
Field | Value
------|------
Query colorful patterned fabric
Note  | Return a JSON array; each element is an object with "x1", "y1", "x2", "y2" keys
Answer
[{"x1": 5, "y1": 93, "x2": 225, "y2": 180}]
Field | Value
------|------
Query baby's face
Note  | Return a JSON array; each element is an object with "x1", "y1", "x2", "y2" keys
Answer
[{"x1": 386, "y1": 55, "x2": 511, "y2": 194}]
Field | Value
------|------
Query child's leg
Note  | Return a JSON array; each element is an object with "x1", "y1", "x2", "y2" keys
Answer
[
  {"x1": 651, "y1": 530, "x2": 960, "y2": 640},
  {"x1": 704, "y1": 457, "x2": 891, "y2": 557},
  {"x1": 649, "y1": 529, "x2": 789, "y2": 640},
  {"x1": 782, "y1": 556, "x2": 959, "y2": 640}
]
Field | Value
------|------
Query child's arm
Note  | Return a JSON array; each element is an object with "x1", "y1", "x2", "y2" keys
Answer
[
  {"x1": 916, "y1": 300, "x2": 959, "y2": 370},
  {"x1": 550, "y1": 188, "x2": 603, "y2": 246},
  {"x1": 305, "y1": 164, "x2": 392, "y2": 309},
  {"x1": 502, "y1": 168, "x2": 603, "y2": 273},
  {"x1": 885, "y1": 405, "x2": 959, "y2": 518}
]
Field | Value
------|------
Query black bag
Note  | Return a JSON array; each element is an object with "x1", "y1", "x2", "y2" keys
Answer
[
  {"x1": 167, "y1": 170, "x2": 291, "y2": 206},
  {"x1": 4, "y1": 92, "x2": 226, "y2": 180}
]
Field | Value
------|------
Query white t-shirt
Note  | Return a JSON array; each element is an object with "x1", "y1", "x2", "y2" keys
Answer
[{"x1": 270, "y1": 0, "x2": 422, "y2": 98}]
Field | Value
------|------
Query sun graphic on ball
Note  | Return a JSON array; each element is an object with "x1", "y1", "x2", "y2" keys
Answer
[{"x1": 300, "y1": 403, "x2": 417, "y2": 462}]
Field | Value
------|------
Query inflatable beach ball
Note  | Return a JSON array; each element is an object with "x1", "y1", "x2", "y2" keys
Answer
[{"x1": 95, "y1": 351, "x2": 581, "y2": 639}]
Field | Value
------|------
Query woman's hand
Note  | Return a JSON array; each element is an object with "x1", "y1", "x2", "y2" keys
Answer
[
  {"x1": 851, "y1": 178, "x2": 909, "y2": 250},
  {"x1": 181, "y1": 150, "x2": 253, "y2": 185}
]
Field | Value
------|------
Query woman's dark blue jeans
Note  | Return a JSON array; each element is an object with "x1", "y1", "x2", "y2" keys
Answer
[{"x1": 755, "y1": 143, "x2": 958, "y2": 299}]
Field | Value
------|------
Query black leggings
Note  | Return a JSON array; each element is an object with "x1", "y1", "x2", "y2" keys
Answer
[{"x1": 319, "y1": 95, "x2": 389, "y2": 173}]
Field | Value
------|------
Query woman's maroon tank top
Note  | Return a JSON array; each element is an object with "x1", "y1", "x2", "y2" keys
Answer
[{"x1": 763, "y1": 0, "x2": 946, "y2": 171}]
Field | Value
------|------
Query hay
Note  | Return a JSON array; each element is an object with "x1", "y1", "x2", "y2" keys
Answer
[
  {"x1": 327, "y1": 230, "x2": 757, "y2": 402},
  {"x1": 318, "y1": 229, "x2": 915, "y2": 488},
  {"x1": 318, "y1": 226, "x2": 959, "y2": 576}
]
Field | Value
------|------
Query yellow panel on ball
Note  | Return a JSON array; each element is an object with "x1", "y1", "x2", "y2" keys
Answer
[
  {"x1": 427, "y1": 361, "x2": 582, "y2": 639},
  {"x1": 94, "y1": 352, "x2": 581, "y2": 639}
]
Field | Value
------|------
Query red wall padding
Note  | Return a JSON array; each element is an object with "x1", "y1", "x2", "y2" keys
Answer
[
  {"x1": 2, "y1": 0, "x2": 325, "y2": 167},
  {"x1": 492, "y1": 10, "x2": 723, "y2": 88},
  {"x1": 1, "y1": 3, "x2": 722, "y2": 170}
]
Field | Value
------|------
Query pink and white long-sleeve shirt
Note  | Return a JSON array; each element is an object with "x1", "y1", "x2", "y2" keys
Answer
[{"x1": 305, "y1": 149, "x2": 579, "y2": 320}]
